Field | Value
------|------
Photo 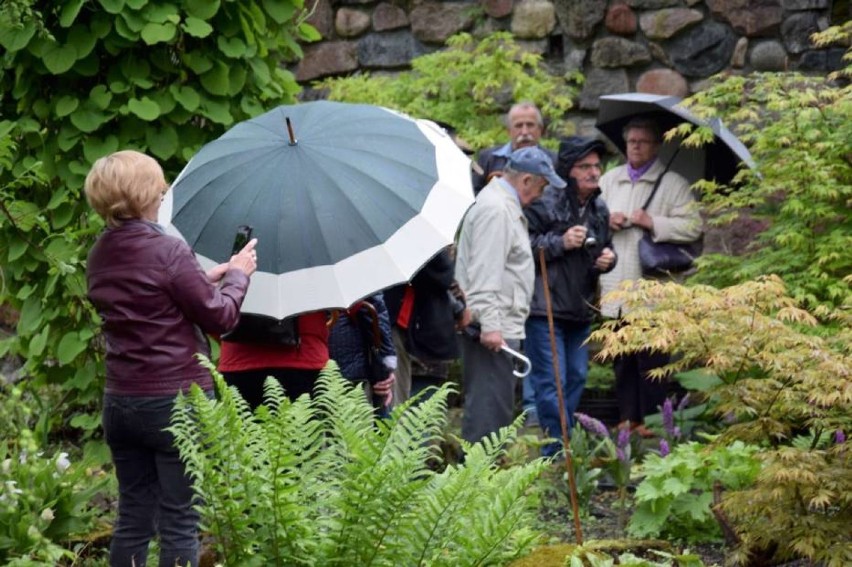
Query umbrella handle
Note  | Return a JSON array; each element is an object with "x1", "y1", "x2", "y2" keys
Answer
[{"x1": 501, "y1": 344, "x2": 531, "y2": 378}]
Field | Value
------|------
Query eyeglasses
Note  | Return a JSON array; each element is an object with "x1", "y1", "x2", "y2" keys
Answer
[
  {"x1": 572, "y1": 162, "x2": 602, "y2": 172},
  {"x1": 625, "y1": 139, "x2": 657, "y2": 147}
]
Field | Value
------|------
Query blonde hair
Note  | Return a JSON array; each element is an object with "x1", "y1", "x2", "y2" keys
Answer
[{"x1": 84, "y1": 150, "x2": 167, "y2": 227}]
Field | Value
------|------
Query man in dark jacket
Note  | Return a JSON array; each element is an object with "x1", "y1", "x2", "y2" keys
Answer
[
  {"x1": 524, "y1": 136, "x2": 617, "y2": 456},
  {"x1": 472, "y1": 102, "x2": 556, "y2": 195}
]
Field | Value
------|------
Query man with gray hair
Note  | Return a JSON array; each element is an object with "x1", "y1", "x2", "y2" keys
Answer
[
  {"x1": 456, "y1": 146, "x2": 565, "y2": 444},
  {"x1": 472, "y1": 101, "x2": 556, "y2": 195}
]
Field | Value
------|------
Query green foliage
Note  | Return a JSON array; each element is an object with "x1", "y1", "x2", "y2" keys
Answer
[
  {"x1": 0, "y1": 1, "x2": 313, "y2": 427},
  {"x1": 684, "y1": 23, "x2": 852, "y2": 315},
  {"x1": 0, "y1": 384, "x2": 109, "y2": 565},
  {"x1": 592, "y1": 276, "x2": 852, "y2": 562},
  {"x1": 628, "y1": 439, "x2": 760, "y2": 543},
  {"x1": 169, "y1": 360, "x2": 547, "y2": 566},
  {"x1": 319, "y1": 32, "x2": 581, "y2": 152}
]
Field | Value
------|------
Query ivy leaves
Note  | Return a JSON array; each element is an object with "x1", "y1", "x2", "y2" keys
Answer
[{"x1": 0, "y1": 0, "x2": 317, "y2": 433}]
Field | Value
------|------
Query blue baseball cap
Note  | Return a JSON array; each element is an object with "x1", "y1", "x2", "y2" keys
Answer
[{"x1": 506, "y1": 146, "x2": 567, "y2": 189}]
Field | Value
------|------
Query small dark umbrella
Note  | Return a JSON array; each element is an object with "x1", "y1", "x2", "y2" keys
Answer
[{"x1": 595, "y1": 93, "x2": 755, "y2": 184}]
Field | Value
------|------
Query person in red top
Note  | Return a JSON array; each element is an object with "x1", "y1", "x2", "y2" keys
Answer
[
  {"x1": 85, "y1": 150, "x2": 257, "y2": 567},
  {"x1": 218, "y1": 311, "x2": 331, "y2": 409}
]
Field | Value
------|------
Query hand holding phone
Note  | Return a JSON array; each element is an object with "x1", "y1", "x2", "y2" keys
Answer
[
  {"x1": 231, "y1": 225, "x2": 254, "y2": 255},
  {"x1": 229, "y1": 225, "x2": 257, "y2": 277}
]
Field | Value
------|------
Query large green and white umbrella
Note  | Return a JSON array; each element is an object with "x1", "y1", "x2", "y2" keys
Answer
[{"x1": 159, "y1": 101, "x2": 474, "y2": 320}]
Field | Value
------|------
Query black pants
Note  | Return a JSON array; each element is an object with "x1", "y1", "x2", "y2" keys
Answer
[
  {"x1": 613, "y1": 350, "x2": 670, "y2": 423},
  {"x1": 103, "y1": 394, "x2": 205, "y2": 567},
  {"x1": 222, "y1": 368, "x2": 321, "y2": 411}
]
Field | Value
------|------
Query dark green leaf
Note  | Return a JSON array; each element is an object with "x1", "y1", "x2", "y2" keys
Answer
[
  {"x1": 263, "y1": 0, "x2": 297, "y2": 24},
  {"x1": 67, "y1": 26, "x2": 98, "y2": 59},
  {"x1": 184, "y1": 51, "x2": 213, "y2": 74},
  {"x1": 143, "y1": 2, "x2": 180, "y2": 23},
  {"x1": 99, "y1": 0, "x2": 126, "y2": 15},
  {"x1": 42, "y1": 43, "x2": 79, "y2": 74},
  {"x1": 228, "y1": 65, "x2": 247, "y2": 95},
  {"x1": 7, "y1": 238, "x2": 28, "y2": 262},
  {"x1": 29, "y1": 326, "x2": 51, "y2": 358},
  {"x1": 47, "y1": 189, "x2": 69, "y2": 211},
  {"x1": 70, "y1": 108, "x2": 109, "y2": 133},
  {"x1": 83, "y1": 135, "x2": 120, "y2": 163},
  {"x1": 60, "y1": 0, "x2": 87, "y2": 27},
  {"x1": 200, "y1": 60, "x2": 230, "y2": 96},
  {"x1": 186, "y1": 0, "x2": 221, "y2": 19},
  {"x1": 57, "y1": 332, "x2": 88, "y2": 365},
  {"x1": 18, "y1": 296, "x2": 44, "y2": 335},
  {"x1": 7, "y1": 201, "x2": 40, "y2": 232},
  {"x1": 0, "y1": 23, "x2": 36, "y2": 52},
  {"x1": 675, "y1": 369, "x2": 724, "y2": 391},
  {"x1": 57, "y1": 124, "x2": 81, "y2": 151},
  {"x1": 171, "y1": 85, "x2": 201, "y2": 111},
  {"x1": 126, "y1": 0, "x2": 148, "y2": 8},
  {"x1": 89, "y1": 85, "x2": 113, "y2": 110},
  {"x1": 183, "y1": 16, "x2": 214, "y2": 38},
  {"x1": 200, "y1": 98, "x2": 234, "y2": 125},
  {"x1": 141, "y1": 22, "x2": 177, "y2": 45},
  {"x1": 127, "y1": 97, "x2": 161, "y2": 120},
  {"x1": 146, "y1": 125, "x2": 179, "y2": 160},
  {"x1": 217, "y1": 35, "x2": 248, "y2": 58},
  {"x1": 51, "y1": 203, "x2": 77, "y2": 229}
]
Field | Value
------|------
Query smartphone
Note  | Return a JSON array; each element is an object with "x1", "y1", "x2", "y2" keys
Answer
[{"x1": 231, "y1": 225, "x2": 253, "y2": 255}]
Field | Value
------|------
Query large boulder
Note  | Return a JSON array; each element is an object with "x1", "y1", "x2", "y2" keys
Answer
[
  {"x1": 590, "y1": 37, "x2": 652, "y2": 67},
  {"x1": 666, "y1": 20, "x2": 737, "y2": 77},
  {"x1": 706, "y1": 0, "x2": 782, "y2": 37},
  {"x1": 512, "y1": 0, "x2": 558, "y2": 40},
  {"x1": 296, "y1": 41, "x2": 359, "y2": 81},
  {"x1": 553, "y1": 0, "x2": 607, "y2": 40},
  {"x1": 410, "y1": 2, "x2": 475, "y2": 44},
  {"x1": 358, "y1": 30, "x2": 429, "y2": 68},
  {"x1": 639, "y1": 8, "x2": 703, "y2": 40}
]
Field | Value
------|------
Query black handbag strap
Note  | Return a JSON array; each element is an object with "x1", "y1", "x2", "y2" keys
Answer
[{"x1": 640, "y1": 146, "x2": 681, "y2": 211}]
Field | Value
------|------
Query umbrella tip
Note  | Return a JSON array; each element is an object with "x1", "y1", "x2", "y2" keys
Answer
[{"x1": 285, "y1": 117, "x2": 297, "y2": 146}]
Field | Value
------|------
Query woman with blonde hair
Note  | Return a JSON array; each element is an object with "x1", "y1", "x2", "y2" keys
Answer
[{"x1": 85, "y1": 150, "x2": 257, "y2": 567}]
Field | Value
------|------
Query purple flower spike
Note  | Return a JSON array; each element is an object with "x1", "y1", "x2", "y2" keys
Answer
[
  {"x1": 616, "y1": 447, "x2": 627, "y2": 462},
  {"x1": 575, "y1": 412, "x2": 609, "y2": 438},
  {"x1": 662, "y1": 398, "x2": 674, "y2": 435},
  {"x1": 616, "y1": 426, "x2": 630, "y2": 449},
  {"x1": 673, "y1": 426, "x2": 682, "y2": 440},
  {"x1": 659, "y1": 439, "x2": 670, "y2": 457},
  {"x1": 836, "y1": 430, "x2": 846, "y2": 444},
  {"x1": 677, "y1": 394, "x2": 690, "y2": 412}
]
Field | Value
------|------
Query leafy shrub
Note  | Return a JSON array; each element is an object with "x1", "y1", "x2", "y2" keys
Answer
[
  {"x1": 169, "y1": 360, "x2": 547, "y2": 566},
  {"x1": 686, "y1": 22, "x2": 852, "y2": 315},
  {"x1": 592, "y1": 276, "x2": 851, "y2": 562},
  {"x1": 0, "y1": 0, "x2": 314, "y2": 433},
  {"x1": 628, "y1": 439, "x2": 760, "y2": 543},
  {"x1": 319, "y1": 32, "x2": 581, "y2": 152},
  {"x1": 0, "y1": 412, "x2": 108, "y2": 565}
]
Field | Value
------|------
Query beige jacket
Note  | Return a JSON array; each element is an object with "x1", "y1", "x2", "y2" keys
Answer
[
  {"x1": 599, "y1": 159, "x2": 702, "y2": 318},
  {"x1": 455, "y1": 177, "x2": 534, "y2": 339}
]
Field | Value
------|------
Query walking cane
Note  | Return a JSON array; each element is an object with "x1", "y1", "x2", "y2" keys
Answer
[{"x1": 538, "y1": 246, "x2": 583, "y2": 545}]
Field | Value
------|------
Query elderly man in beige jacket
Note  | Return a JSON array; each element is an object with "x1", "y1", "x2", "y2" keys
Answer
[
  {"x1": 599, "y1": 117, "x2": 702, "y2": 437},
  {"x1": 456, "y1": 146, "x2": 564, "y2": 445}
]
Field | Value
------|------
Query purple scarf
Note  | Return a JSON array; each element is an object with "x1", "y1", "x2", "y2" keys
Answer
[{"x1": 627, "y1": 159, "x2": 656, "y2": 184}]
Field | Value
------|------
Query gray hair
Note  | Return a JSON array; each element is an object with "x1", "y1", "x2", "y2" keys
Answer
[
  {"x1": 622, "y1": 117, "x2": 663, "y2": 143},
  {"x1": 505, "y1": 101, "x2": 544, "y2": 128}
]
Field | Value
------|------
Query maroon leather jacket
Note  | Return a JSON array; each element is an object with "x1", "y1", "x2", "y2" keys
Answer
[{"x1": 87, "y1": 220, "x2": 250, "y2": 396}]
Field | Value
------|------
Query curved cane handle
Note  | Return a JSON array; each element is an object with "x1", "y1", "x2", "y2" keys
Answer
[{"x1": 501, "y1": 344, "x2": 532, "y2": 378}]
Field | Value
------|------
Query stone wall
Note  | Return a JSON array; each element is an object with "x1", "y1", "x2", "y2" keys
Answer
[{"x1": 294, "y1": 0, "x2": 847, "y2": 123}]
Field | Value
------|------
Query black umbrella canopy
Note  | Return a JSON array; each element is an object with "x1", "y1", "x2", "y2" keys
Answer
[
  {"x1": 168, "y1": 102, "x2": 442, "y2": 274},
  {"x1": 595, "y1": 93, "x2": 755, "y2": 185},
  {"x1": 159, "y1": 101, "x2": 475, "y2": 320}
]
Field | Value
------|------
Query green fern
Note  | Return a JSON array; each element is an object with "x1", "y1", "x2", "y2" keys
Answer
[{"x1": 169, "y1": 359, "x2": 547, "y2": 566}]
